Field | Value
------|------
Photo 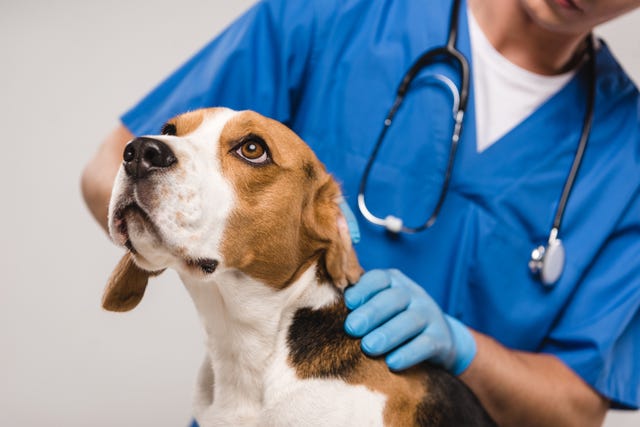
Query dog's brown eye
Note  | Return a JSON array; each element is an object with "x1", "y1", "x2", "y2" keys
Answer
[
  {"x1": 241, "y1": 142, "x2": 264, "y2": 159},
  {"x1": 233, "y1": 137, "x2": 271, "y2": 165}
]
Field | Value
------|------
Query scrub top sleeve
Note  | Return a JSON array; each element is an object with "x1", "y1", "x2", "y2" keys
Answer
[
  {"x1": 121, "y1": 0, "x2": 321, "y2": 137},
  {"x1": 540, "y1": 194, "x2": 640, "y2": 409}
]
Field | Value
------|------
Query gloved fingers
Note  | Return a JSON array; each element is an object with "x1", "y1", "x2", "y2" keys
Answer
[
  {"x1": 344, "y1": 269, "x2": 392, "y2": 310},
  {"x1": 385, "y1": 333, "x2": 446, "y2": 371},
  {"x1": 360, "y1": 309, "x2": 428, "y2": 357},
  {"x1": 344, "y1": 287, "x2": 410, "y2": 337},
  {"x1": 388, "y1": 269, "x2": 438, "y2": 306}
]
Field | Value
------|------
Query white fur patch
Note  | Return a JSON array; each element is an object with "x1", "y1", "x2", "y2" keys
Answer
[
  {"x1": 186, "y1": 267, "x2": 386, "y2": 427},
  {"x1": 108, "y1": 108, "x2": 238, "y2": 274}
]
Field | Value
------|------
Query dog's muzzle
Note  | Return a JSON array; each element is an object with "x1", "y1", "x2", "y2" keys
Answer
[{"x1": 123, "y1": 137, "x2": 177, "y2": 180}]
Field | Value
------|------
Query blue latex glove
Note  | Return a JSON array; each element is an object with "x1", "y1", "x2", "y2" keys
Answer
[{"x1": 344, "y1": 269, "x2": 476, "y2": 375}]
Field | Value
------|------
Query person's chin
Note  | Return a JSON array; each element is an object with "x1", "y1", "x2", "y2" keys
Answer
[{"x1": 520, "y1": 0, "x2": 590, "y2": 34}]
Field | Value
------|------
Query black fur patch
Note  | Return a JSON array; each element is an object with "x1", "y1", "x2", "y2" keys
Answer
[
  {"x1": 161, "y1": 122, "x2": 177, "y2": 136},
  {"x1": 415, "y1": 364, "x2": 497, "y2": 427},
  {"x1": 287, "y1": 301, "x2": 363, "y2": 379},
  {"x1": 287, "y1": 300, "x2": 497, "y2": 426}
]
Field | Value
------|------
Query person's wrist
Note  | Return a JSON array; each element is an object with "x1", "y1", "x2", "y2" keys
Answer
[{"x1": 444, "y1": 314, "x2": 477, "y2": 376}]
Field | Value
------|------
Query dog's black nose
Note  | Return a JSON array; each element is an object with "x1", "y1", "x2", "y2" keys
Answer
[{"x1": 123, "y1": 137, "x2": 177, "y2": 180}]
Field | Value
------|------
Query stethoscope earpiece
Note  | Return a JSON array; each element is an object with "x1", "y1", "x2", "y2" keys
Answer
[{"x1": 528, "y1": 228, "x2": 566, "y2": 287}]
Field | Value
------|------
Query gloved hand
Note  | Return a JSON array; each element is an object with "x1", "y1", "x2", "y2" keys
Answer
[{"x1": 344, "y1": 269, "x2": 476, "y2": 375}]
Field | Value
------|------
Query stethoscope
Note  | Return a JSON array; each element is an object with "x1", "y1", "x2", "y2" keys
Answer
[{"x1": 357, "y1": 0, "x2": 597, "y2": 287}]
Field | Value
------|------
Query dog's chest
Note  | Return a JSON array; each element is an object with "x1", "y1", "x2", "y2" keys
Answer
[
  {"x1": 186, "y1": 269, "x2": 400, "y2": 427},
  {"x1": 195, "y1": 314, "x2": 387, "y2": 427},
  {"x1": 263, "y1": 341, "x2": 387, "y2": 426}
]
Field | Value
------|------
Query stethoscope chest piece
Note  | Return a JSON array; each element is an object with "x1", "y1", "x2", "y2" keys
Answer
[
  {"x1": 356, "y1": 0, "x2": 595, "y2": 289},
  {"x1": 529, "y1": 229, "x2": 565, "y2": 287}
]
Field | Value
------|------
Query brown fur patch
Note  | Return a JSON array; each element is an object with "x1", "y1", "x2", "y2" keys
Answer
[
  {"x1": 287, "y1": 302, "x2": 427, "y2": 426},
  {"x1": 103, "y1": 252, "x2": 150, "y2": 312},
  {"x1": 164, "y1": 110, "x2": 206, "y2": 137},
  {"x1": 356, "y1": 361, "x2": 429, "y2": 426},
  {"x1": 217, "y1": 111, "x2": 362, "y2": 289},
  {"x1": 287, "y1": 301, "x2": 496, "y2": 427}
]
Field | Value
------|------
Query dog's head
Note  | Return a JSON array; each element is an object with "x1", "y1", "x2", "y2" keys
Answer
[{"x1": 104, "y1": 108, "x2": 362, "y2": 312}]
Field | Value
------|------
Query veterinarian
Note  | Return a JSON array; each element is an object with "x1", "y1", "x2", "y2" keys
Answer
[{"x1": 82, "y1": 0, "x2": 640, "y2": 425}]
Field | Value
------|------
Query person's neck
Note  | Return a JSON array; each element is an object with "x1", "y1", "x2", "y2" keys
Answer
[{"x1": 467, "y1": 0, "x2": 589, "y2": 75}]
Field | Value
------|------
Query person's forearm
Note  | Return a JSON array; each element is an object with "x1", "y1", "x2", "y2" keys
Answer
[
  {"x1": 81, "y1": 125, "x2": 133, "y2": 233},
  {"x1": 459, "y1": 331, "x2": 608, "y2": 427}
]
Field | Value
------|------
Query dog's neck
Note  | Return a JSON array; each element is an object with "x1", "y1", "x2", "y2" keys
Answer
[{"x1": 181, "y1": 263, "x2": 340, "y2": 416}]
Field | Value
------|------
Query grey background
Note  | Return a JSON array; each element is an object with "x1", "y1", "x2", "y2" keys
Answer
[{"x1": 0, "y1": 0, "x2": 638, "y2": 426}]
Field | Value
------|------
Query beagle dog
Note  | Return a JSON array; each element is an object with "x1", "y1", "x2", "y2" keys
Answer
[{"x1": 104, "y1": 108, "x2": 495, "y2": 427}]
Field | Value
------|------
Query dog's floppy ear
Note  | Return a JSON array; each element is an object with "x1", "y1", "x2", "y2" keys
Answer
[
  {"x1": 329, "y1": 202, "x2": 363, "y2": 290},
  {"x1": 102, "y1": 252, "x2": 161, "y2": 312},
  {"x1": 306, "y1": 176, "x2": 363, "y2": 290}
]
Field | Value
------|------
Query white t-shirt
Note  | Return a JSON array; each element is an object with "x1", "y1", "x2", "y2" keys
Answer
[{"x1": 467, "y1": 10, "x2": 576, "y2": 152}]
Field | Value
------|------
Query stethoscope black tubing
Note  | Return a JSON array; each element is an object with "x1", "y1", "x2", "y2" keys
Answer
[
  {"x1": 357, "y1": 0, "x2": 595, "y2": 240},
  {"x1": 552, "y1": 36, "x2": 596, "y2": 233},
  {"x1": 358, "y1": 0, "x2": 469, "y2": 233},
  {"x1": 398, "y1": 0, "x2": 468, "y2": 107}
]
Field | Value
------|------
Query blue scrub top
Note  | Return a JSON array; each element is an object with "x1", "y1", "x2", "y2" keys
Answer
[{"x1": 121, "y1": 0, "x2": 640, "y2": 409}]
